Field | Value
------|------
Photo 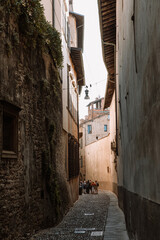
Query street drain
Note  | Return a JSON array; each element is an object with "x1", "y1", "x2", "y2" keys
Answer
[{"x1": 91, "y1": 231, "x2": 103, "y2": 236}]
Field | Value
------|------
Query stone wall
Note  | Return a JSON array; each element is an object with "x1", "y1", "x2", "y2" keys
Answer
[
  {"x1": 118, "y1": 187, "x2": 160, "y2": 240},
  {"x1": 0, "y1": 5, "x2": 71, "y2": 240}
]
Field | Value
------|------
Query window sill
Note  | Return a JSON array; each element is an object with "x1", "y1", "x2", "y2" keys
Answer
[{"x1": 2, "y1": 150, "x2": 17, "y2": 159}]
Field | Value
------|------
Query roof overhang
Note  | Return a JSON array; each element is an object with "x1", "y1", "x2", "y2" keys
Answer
[
  {"x1": 69, "y1": 11, "x2": 84, "y2": 51},
  {"x1": 98, "y1": 0, "x2": 116, "y2": 108},
  {"x1": 70, "y1": 47, "x2": 85, "y2": 93},
  {"x1": 87, "y1": 97, "x2": 104, "y2": 107}
]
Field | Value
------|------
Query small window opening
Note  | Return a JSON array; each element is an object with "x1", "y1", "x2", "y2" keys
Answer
[
  {"x1": 3, "y1": 113, "x2": 16, "y2": 151},
  {"x1": 1, "y1": 101, "x2": 20, "y2": 158},
  {"x1": 88, "y1": 125, "x2": 92, "y2": 134},
  {"x1": 104, "y1": 125, "x2": 107, "y2": 132}
]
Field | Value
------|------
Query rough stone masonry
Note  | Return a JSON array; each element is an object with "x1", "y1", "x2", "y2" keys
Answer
[{"x1": 0, "y1": 2, "x2": 71, "y2": 239}]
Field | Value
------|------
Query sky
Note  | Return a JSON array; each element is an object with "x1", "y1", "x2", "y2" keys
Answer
[{"x1": 73, "y1": 0, "x2": 108, "y2": 119}]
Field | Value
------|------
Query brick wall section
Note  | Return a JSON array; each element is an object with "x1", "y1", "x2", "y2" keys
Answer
[{"x1": 0, "y1": 10, "x2": 71, "y2": 240}]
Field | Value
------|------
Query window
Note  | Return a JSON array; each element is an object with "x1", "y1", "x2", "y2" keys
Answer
[
  {"x1": 1, "y1": 101, "x2": 20, "y2": 158},
  {"x1": 3, "y1": 112, "x2": 16, "y2": 151},
  {"x1": 88, "y1": 125, "x2": 92, "y2": 134},
  {"x1": 104, "y1": 125, "x2": 107, "y2": 132}
]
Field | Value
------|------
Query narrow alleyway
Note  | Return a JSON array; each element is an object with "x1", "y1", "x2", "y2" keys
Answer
[{"x1": 31, "y1": 191, "x2": 129, "y2": 240}]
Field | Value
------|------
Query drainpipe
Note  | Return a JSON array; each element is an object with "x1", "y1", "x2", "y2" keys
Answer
[
  {"x1": 52, "y1": 0, "x2": 55, "y2": 27},
  {"x1": 77, "y1": 93, "x2": 80, "y2": 175},
  {"x1": 102, "y1": 41, "x2": 118, "y2": 156}
]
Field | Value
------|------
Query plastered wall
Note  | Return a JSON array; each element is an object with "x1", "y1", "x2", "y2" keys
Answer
[{"x1": 117, "y1": 0, "x2": 160, "y2": 204}]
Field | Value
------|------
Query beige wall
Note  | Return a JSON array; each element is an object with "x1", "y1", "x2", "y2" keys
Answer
[
  {"x1": 55, "y1": 0, "x2": 62, "y2": 32},
  {"x1": 109, "y1": 92, "x2": 118, "y2": 192},
  {"x1": 41, "y1": 0, "x2": 65, "y2": 32},
  {"x1": 67, "y1": 16, "x2": 79, "y2": 139},
  {"x1": 41, "y1": 0, "x2": 53, "y2": 24},
  {"x1": 85, "y1": 135, "x2": 117, "y2": 192},
  {"x1": 69, "y1": 14, "x2": 77, "y2": 48},
  {"x1": 82, "y1": 92, "x2": 117, "y2": 192}
]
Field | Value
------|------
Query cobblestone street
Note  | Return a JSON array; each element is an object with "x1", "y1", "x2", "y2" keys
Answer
[{"x1": 31, "y1": 191, "x2": 129, "y2": 240}]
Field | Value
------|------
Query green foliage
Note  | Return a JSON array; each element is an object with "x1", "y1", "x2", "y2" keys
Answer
[
  {"x1": 2, "y1": 0, "x2": 63, "y2": 67},
  {"x1": 41, "y1": 150, "x2": 62, "y2": 219}
]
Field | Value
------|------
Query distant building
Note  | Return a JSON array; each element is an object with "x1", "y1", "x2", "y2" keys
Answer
[
  {"x1": 87, "y1": 97, "x2": 107, "y2": 120},
  {"x1": 82, "y1": 98, "x2": 110, "y2": 145},
  {"x1": 79, "y1": 98, "x2": 115, "y2": 190}
]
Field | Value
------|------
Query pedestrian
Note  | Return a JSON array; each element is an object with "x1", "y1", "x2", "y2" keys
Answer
[
  {"x1": 83, "y1": 180, "x2": 86, "y2": 194},
  {"x1": 91, "y1": 181, "x2": 96, "y2": 194},
  {"x1": 86, "y1": 180, "x2": 90, "y2": 194},
  {"x1": 79, "y1": 181, "x2": 83, "y2": 195},
  {"x1": 89, "y1": 180, "x2": 92, "y2": 194},
  {"x1": 95, "y1": 180, "x2": 99, "y2": 194}
]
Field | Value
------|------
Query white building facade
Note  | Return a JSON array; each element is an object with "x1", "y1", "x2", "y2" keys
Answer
[{"x1": 41, "y1": 0, "x2": 85, "y2": 205}]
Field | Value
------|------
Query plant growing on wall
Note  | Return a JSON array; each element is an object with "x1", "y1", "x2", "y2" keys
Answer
[{"x1": 1, "y1": 0, "x2": 63, "y2": 68}]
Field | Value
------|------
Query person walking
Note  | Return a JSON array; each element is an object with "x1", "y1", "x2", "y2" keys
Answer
[
  {"x1": 86, "y1": 180, "x2": 90, "y2": 194},
  {"x1": 83, "y1": 180, "x2": 86, "y2": 194},
  {"x1": 95, "y1": 180, "x2": 99, "y2": 194},
  {"x1": 89, "y1": 180, "x2": 92, "y2": 194}
]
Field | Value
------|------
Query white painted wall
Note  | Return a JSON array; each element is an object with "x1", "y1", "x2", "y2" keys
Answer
[
  {"x1": 117, "y1": 0, "x2": 160, "y2": 203},
  {"x1": 83, "y1": 114, "x2": 110, "y2": 145},
  {"x1": 41, "y1": 0, "x2": 53, "y2": 24}
]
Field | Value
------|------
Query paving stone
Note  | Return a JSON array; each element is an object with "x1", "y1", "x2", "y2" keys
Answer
[
  {"x1": 91, "y1": 231, "x2": 103, "y2": 236},
  {"x1": 31, "y1": 191, "x2": 130, "y2": 240}
]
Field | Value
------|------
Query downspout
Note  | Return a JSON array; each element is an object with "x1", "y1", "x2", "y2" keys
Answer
[
  {"x1": 102, "y1": 41, "x2": 118, "y2": 156},
  {"x1": 77, "y1": 93, "x2": 80, "y2": 175},
  {"x1": 52, "y1": 0, "x2": 55, "y2": 27}
]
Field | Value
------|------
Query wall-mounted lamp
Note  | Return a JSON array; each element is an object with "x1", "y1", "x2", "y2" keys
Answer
[
  {"x1": 84, "y1": 85, "x2": 92, "y2": 100},
  {"x1": 84, "y1": 88, "x2": 90, "y2": 99}
]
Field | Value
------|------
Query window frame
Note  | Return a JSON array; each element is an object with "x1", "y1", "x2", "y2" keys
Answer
[
  {"x1": 87, "y1": 125, "x2": 92, "y2": 134},
  {"x1": 104, "y1": 124, "x2": 107, "y2": 132},
  {"x1": 1, "y1": 101, "x2": 20, "y2": 159}
]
